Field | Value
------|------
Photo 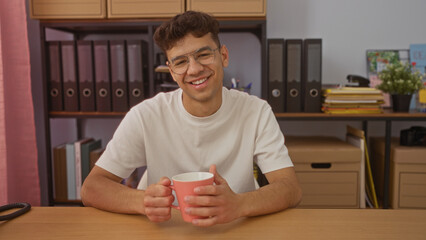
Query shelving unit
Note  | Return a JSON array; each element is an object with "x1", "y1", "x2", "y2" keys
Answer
[
  {"x1": 39, "y1": 18, "x2": 267, "y2": 205},
  {"x1": 275, "y1": 111, "x2": 426, "y2": 209}
]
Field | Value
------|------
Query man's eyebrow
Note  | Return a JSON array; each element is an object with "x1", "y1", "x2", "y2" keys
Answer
[{"x1": 170, "y1": 46, "x2": 212, "y2": 62}]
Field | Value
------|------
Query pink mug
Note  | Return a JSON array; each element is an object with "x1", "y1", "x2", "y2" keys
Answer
[{"x1": 170, "y1": 172, "x2": 214, "y2": 223}]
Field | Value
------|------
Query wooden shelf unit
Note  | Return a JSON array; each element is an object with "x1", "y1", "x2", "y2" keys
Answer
[{"x1": 275, "y1": 111, "x2": 426, "y2": 209}]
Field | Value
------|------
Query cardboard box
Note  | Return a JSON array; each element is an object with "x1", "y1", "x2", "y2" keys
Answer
[
  {"x1": 286, "y1": 136, "x2": 362, "y2": 208},
  {"x1": 370, "y1": 137, "x2": 426, "y2": 209}
]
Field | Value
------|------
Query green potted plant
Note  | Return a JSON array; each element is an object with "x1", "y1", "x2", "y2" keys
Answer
[{"x1": 376, "y1": 61, "x2": 424, "y2": 112}]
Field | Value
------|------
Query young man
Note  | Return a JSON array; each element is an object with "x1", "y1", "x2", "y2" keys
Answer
[{"x1": 81, "y1": 11, "x2": 302, "y2": 227}]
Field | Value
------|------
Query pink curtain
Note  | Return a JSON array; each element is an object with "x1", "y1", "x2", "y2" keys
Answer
[{"x1": 0, "y1": 1, "x2": 41, "y2": 206}]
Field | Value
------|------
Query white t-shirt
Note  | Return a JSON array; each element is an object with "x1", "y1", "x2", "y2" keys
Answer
[{"x1": 96, "y1": 87, "x2": 293, "y2": 193}]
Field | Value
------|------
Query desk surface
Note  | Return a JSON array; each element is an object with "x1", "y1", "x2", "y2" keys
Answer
[{"x1": 1, "y1": 207, "x2": 426, "y2": 239}]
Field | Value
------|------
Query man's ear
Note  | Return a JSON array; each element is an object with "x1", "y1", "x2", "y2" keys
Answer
[{"x1": 220, "y1": 45, "x2": 229, "y2": 68}]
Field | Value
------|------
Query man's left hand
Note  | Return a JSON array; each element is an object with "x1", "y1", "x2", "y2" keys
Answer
[{"x1": 183, "y1": 164, "x2": 245, "y2": 227}]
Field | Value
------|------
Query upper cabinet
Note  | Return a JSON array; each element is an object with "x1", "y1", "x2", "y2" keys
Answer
[
  {"x1": 187, "y1": 0, "x2": 266, "y2": 17},
  {"x1": 29, "y1": 0, "x2": 266, "y2": 19},
  {"x1": 30, "y1": 0, "x2": 107, "y2": 19},
  {"x1": 107, "y1": 0, "x2": 185, "y2": 18}
]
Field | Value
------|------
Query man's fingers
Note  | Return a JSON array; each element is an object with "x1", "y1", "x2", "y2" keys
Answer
[
  {"x1": 145, "y1": 177, "x2": 172, "y2": 197},
  {"x1": 144, "y1": 195, "x2": 174, "y2": 207},
  {"x1": 185, "y1": 195, "x2": 222, "y2": 206},
  {"x1": 144, "y1": 206, "x2": 172, "y2": 216},
  {"x1": 191, "y1": 216, "x2": 218, "y2": 227},
  {"x1": 158, "y1": 176, "x2": 171, "y2": 186},
  {"x1": 209, "y1": 164, "x2": 226, "y2": 185},
  {"x1": 147, "y1": 212, "x2": 172, "y2": 223}
]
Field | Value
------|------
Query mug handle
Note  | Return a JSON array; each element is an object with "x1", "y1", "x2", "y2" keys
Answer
[{"x1": 169, "y1": 185, "x2": 180, "y2": 210}]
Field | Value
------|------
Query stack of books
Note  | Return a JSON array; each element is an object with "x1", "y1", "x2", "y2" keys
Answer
[
  {"x1": 322, "y1": 87, "x2": 384, "y2": 114},
  {"x1": 52, "y1": 138, "x2": 104, "y2": 202}
]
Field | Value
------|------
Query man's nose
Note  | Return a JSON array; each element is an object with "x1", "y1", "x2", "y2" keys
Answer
[{"x1": 186, "y1": 56, "x2": 204, "y2": 75}]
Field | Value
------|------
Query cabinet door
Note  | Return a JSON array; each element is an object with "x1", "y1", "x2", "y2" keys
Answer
[
  {"x1": 107, "y1": 0, "x2": 185, "y2": 18},
  {"x1": 30, "y1": 0, "x2": 106, "y2": 19},
  {"x1": 187, "y1": 0, "x2": 266, "y2": 17}
]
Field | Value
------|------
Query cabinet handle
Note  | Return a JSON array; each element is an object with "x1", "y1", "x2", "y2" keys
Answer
[{"x1": 311, "y1": 163, "x2": 331, "y2": 169}]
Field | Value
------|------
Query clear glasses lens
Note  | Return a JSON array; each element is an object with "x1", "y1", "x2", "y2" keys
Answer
[{"x1": 169, "y1": 47, "x2": 218, "y2": 74}]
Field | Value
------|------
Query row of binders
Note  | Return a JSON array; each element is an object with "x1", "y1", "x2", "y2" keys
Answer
[
  {"x1": 52, "y1": 138, "x2": 104, "y2": 201},
  {"x1": 322, "y1": 87, "x2": 384, "y2": 114},
  {"x1": 47, "y1": 40, "x2": 149, "y2": 113},
  {"x1": 267, "y1": 38, "x2": 322, "y2": 113}
]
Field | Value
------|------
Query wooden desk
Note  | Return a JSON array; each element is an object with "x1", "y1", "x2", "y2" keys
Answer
[{"x1": 1, "y1": 207, "x2": 425, "y2": 239}]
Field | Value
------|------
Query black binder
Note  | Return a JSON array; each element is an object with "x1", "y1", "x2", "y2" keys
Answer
[
  {"x1": 267, "y1": 39, "x2": 286, "y2": 113},
  {"x1": 61, "y1": 41, "x2": 79, "y2": 112},
  {"x1": 47, "y1": 41, "x2": 63, "y2": 111},
  {"x1": 110, "y1": 40, "x2": 129, "y2": 112},
  {"x1": 127, "y1": 40, "x2": 148, "y2": 108},
  {"x1": 302, "y1": 39, "x2": 322, "y2": 113},
  {"x1": 77, "y1": 40, "x2": 96, "y2": 112},
  {"x1": 285, "y1": 39, "x2": 303, "y2": 112},
  {"x1": 93, "y1": 40, "x2": 111, "y2": 112}
]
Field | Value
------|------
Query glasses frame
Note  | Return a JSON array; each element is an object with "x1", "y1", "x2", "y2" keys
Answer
[{"x1": 166, "y1": 46, "x2": 220, "y2": 75}]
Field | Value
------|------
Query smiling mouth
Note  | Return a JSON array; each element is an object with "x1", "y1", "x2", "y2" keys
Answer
[{"x1": 191, "y1": 77, "x2": 208, "y2": 85}]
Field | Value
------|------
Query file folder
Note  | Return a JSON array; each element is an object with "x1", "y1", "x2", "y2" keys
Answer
[
  {"x1": 285, "y1": 39, "x2": 303, "y2": 112},
  {"x1": 77, "y1": 40, "x2": 96, "y2": 112},
  {"x1": 61, "y1": 41, "x2": 79, "y2": 112},
  {"x1": 267, "y1": 39, "x2": 285, "y2": 113},
  {"x1": 94, "y1": 40, "x2": 111, "y2": 112},
  {"x1": 47, "y1": 41, "x2": 63, "y2": 111},
  {"x1": 303, "y1": 39, "x2": 322, "y2": 112},
  {"x1": 127, "y1": 40, "x2": 148, "y2": 108},
  {"x1": 110, "y1": 40, "x2": 129, "y2": 112}
]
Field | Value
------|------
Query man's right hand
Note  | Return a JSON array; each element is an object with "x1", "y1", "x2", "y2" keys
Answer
[{"x1": 143, "y1": 177, "x2": 174, "y2": 222}]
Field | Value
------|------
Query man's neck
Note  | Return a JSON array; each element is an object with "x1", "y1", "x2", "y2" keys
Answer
[{"x1": 182, "y1": 92, "x2": 222, "y2": 117}]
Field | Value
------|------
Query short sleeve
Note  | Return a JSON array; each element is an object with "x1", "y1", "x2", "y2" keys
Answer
[
  {"x1": 96, "y1": 107, "x2": 147, "y2": 178},
  {"x1": 253, "y1": 104, "x2": 293, "y2": 173}
]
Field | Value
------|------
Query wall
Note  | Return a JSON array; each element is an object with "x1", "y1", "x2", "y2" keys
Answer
[
  {"x1": 268, "y1": 0, "x2": 426, "y2": 83},
  {"x1": 267, "y1": 0, "x2": 426, "y2": 138}
]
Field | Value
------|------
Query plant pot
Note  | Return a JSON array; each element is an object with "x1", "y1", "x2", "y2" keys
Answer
[{"x1": 391, "y1": 94, "x2": 412, "y2": 112}]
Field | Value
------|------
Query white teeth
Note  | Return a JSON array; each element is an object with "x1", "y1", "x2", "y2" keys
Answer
[{"x1": 192, "y1": 78, "x2": 207, "y2": 85}]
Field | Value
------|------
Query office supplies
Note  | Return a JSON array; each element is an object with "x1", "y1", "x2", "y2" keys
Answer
[
  {"x1": 322, "y1": 87, "x2": 384, "y2": 114},
  {"x1": 346, "y1": 74, "x2": 370, "y2": 87},
  {"x1": 77, "y1": 40, "x2": 96, "y2": 112},
  {"x1": 285, "y1": 39, "x2": 303, "y2": 112},
  {"x1": 127, "y1": 40, "x2": 148, "y2": 108},
  {"x1": 110, "y1": 40, "x2": 129, "y2": 112},
  {"x1": 61, "y1": 41, "x2": 79, "y2": 111},
  {"x1": 267, "y1": 39, "x2": 285, "y2": 112},
  {"x1": 47, "y1": 41, "x2": 63, "y2": 111},
  {"x1": 94, "y1": 40, "x2": 112, "y2": 112},
  {"x1": 302, "y1": 39, "x2": 322, "y2": 112}
]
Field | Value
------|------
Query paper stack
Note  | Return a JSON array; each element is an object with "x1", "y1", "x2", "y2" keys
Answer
[{"x1": 322, "y1": 87, "x2": 384, "y2": 114}]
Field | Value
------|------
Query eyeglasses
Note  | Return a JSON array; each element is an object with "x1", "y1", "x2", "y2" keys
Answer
[{"x1": 167, "y1": 46, "x2": 219, "y2": 74}]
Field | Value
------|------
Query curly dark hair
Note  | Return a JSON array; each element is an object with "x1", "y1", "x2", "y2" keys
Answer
[{"x1": 153, "y1": 11, "x2": 220, "y2": 55}]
